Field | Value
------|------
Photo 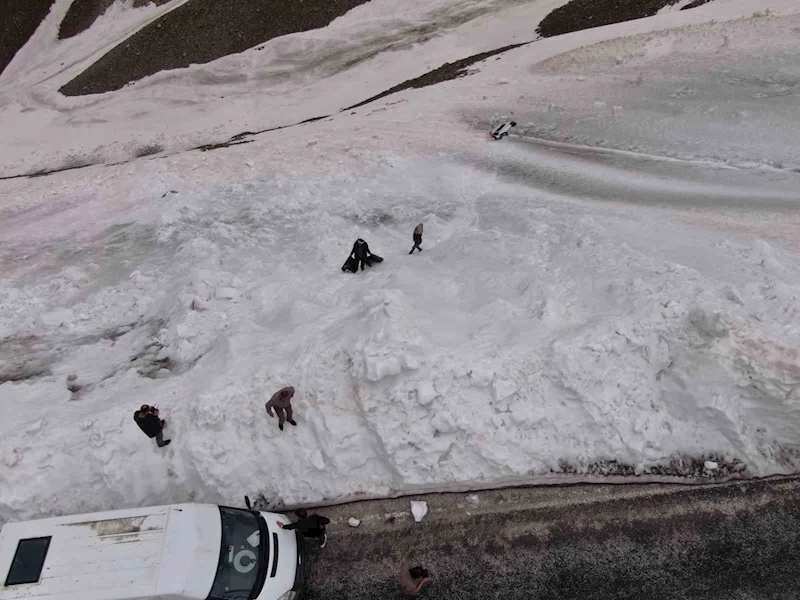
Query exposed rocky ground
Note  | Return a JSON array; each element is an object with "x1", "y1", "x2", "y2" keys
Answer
[
  {"x1": 537, "y1": 0, "x2": 714, "y2": 38},
  {"x1": 58, "y1": 0, "x2": 172, "y2": 39},
  {"x1": 4, "y1": 0, "x2": 721, "y2": 94},
  {"x1": 345, "y1": 43, "x2": 528, "y2": 111},
  {"x1": 0, "y1": 0, "x2": 55, "y2": 75}
]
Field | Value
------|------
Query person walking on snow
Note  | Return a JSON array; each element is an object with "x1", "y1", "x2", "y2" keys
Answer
[
  {"x1": 409, "y1": 223, "x2": 423, "y2": 254},
  {"x1": 266, "y1": 386, "x2": 296, "y2": 431},
  {"x1": 277, "y1": 508, "x2": 330, "y2": 548},
  {"x1": 134, "y1": 404, "x2": 171, "y2": 447},
  {"x1": 399, "y1": 564, "x2": 431, "y2": 596}
]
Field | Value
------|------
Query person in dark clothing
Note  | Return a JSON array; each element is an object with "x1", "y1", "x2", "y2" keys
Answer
[
  {"x1": 265, "y1": 386, "x2": 296, "y2": 431},
  {"x1": 133, "y1": 404, "x2": 171, "y2": 447},
  {"x1": 399, "y1": 564, "x2": 431, "y2": 596},
  {"x1": 409, "y1": 223, "x2": 423, "y2": 254},
  {"x1": 350, "y1": 238, "x2": 372, "y2": 272},
  {"x1": 342, "y1": 238, "x2": 383, "y2": 273},
  {"x1": 277, "y1": 508, "x2": 330, "y2": 548}
]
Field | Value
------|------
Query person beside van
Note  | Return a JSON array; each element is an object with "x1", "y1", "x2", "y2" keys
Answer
[
  {"x1": 277, "y1": 508, "x2": 330, "y2": 548},
  {"x1": 399, "y1": 564, "x2": 431, "y2": 596},
  {"x1": 266, "y1": 386, "x2": 297, "y2": 431},
  {"x1": 133, "y1": 404, "x2": 171, "y2": 447}
]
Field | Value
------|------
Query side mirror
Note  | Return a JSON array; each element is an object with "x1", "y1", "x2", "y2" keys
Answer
[{"x1": 244, "y1": 496, "x2": 252, "y2": 510}]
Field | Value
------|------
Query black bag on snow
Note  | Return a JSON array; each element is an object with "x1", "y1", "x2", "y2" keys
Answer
[{"x1": 342, "y1": 256, "x2": 357, "y2": 272}]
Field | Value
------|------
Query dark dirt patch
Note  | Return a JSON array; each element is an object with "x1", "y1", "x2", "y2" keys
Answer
[
  {"x1": 557, "y1": 453, "x2": 747, "y2": 480},
  {"x1": 344, "y1": 43, "x2": 527, "y2": 111},
  {"x1": 58, "y1": 0, "x2": 172, "y2": 40},
  {"x1": 1, "y1": 0, "x2": 56, "y2": 76},
  {"x1": 60, "y1": 0, "x2": 373, "y2": 96},
  {"x1": 133, "y1": 143, "x2": 165, "y2": 157},
  {"x1": 193, "y1": 115, "x2": 327, "y2": 152},
  {"x1": 130, "y1": 343, "x2": 173, "y2": 378},
  {"x1": 681, "y1": 0, "x2": 713, "y2": 9},
  {"x1": 25, "y1": 153, "x2": 101, "y2": 177},
  {"x1": 195, "y1": 139, "x2": 253, "y2": 152},
  {"x1": 352, "y1": 211, "x2": 394, "y2": 227},
  {"x1": 536, "y1": 0, "x2": 716, "y2": 38}
]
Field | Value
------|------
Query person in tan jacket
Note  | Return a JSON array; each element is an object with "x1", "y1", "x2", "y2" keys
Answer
[
  {"x1": 409, "y1": 223, "x2": 423, "y2": 254},
  {"x1": 266, "y1": 386, "x2": 296, "y2": 431},
  {"x1": 398, "y1": 564, "x2": 430, "y2": 596}
]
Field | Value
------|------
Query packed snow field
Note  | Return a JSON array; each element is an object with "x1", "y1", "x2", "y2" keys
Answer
[{"x1": 1, "y1": 0, "x2": 799, "y2": 523}]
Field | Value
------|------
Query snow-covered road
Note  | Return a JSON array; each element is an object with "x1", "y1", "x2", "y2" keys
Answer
[{"x1": 499, "y1": 138, "x2": 800, "y2": 210}]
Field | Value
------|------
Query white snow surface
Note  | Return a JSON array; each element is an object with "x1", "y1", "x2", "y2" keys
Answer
[{"x1": 1, "y1": 0, "x2": 800, "y2": 523}]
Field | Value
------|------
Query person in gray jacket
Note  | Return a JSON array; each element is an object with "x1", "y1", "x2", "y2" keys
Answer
[{"x1": 266, "y1": 386, "x2": 297, "y2": 431}]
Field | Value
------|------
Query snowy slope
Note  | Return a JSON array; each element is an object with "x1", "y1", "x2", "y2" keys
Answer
[
  {"x1": 1, "y1": 0, "x2": 799, "y2": 523},
  {"x1": 0, "y1": 0, "x2": 564, "y2": 177}
]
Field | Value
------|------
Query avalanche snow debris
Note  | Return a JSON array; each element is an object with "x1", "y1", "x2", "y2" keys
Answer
[{"x1": 1, "y1": 0, "x2": 799, "y2": 526}]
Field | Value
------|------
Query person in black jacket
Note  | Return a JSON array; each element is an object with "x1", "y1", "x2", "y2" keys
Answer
[
  {"x1": 342, "y1": 238, "x2": 383, "y2": 273},
  {"x1": 134, "y1": 404, "x2": 171, "y2": 447},
  {"x1": 350, "y1": 238, "x2": 371, "y2": 272},
  {"x1": 277, "y1": 508, "x2": 330, "y2": 548}
]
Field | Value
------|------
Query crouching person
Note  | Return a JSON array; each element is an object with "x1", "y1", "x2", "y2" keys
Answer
[{"x1": 134, "y1": 404, "x2": 171, "y2": 447}]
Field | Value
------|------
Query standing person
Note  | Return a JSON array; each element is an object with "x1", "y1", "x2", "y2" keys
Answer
[
  {"x1": 277, "y1": 508, "x2": 331, "y2": 548},
  {"x1": 399, "y1": 564, "x2": 430, "y2": 596},
  {"x1": 350, "y1": 238, "x2": 371, "y2": 272},
  {"x1": 133, "y1": 404, "x2": 171, "y2": 447},
  {"x1": 266, "y1": 386, "x2": 296, "y2": 431},
  {"x1": 343, "y1": 238, "x2": 383, "y2": 273},
  {"x1": 409, "y1": 223, "x2": 424, "y2": 254}
]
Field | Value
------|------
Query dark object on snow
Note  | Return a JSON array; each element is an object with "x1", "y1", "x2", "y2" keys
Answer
[
  {"x1": 134, "y1": 404, "x2": 171, "y2": 447},
  {"x1": 66, "y1": 374, "x2": 81, "y2": 393},
  {"x1": 266, "y1": 386, "x2": 296, "y2": 431},
  {"x1": 345, "y1": 239, "x2": 382, "y2": 272},
  {"x1": 490, "y1": 121, "x2": 516, "y2": 140},
  {"x1": 537, "y1": 0, "x2": 701, "y2": 39},
  {"x1": 342, "y1": 256, "x2": 357, "y2": 273}
]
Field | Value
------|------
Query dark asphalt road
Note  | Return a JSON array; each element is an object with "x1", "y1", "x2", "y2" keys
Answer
[{"x1": 298, "y1": 476, "x2": 800, "y2": 599}]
